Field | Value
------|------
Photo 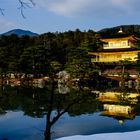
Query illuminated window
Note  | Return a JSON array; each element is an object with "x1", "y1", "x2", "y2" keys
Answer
[
  {"x1": 109, "y1": 42, "x2": 114, "y2": 47},
  {"x1": 121, "y1": 41, "x2": 127, "y2": 46}
]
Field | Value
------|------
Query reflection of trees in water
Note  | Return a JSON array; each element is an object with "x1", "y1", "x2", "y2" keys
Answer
[
  {"x1": 3, "y1": 84, "x2": 140, "y2": 139},
  {"x1": 0, "y1": 85, "x2": 98, "y2": 140},
  {"x1": 44, "y1": 80, "x2": 88, "y2": 140},
  {"x1": 0, "y1": 107, "x2": 6, "y2": 116},
  {"x1": 119, "y1": 79, "x2": 140, "y2": 93}
]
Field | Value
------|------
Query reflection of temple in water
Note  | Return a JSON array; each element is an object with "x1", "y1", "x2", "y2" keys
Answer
[
  {"x1": 101, "y1": 104, "x2": 136, "y2": 125},
  {"x1": 96, "y1": 91, "x2": 140, "y2": 104},
  {"x1": 95, "y1": 90, "x2": 140, "y2": 125}
]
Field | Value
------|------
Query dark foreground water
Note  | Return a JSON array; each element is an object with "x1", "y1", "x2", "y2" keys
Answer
[{"x1": 0, "y1": 86, "x2": 140, "y2": 140}]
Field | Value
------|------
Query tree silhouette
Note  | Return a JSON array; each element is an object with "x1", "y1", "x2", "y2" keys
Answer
[
  {"x1": 0, "y1": 8, "x2": 4, "y2": 15},
  {"x1": 0, "y1": 0, "x2": 35, "y2": 18},
  {"x1": 18, "y1": 0, "x2": 35, "y2": 18}
]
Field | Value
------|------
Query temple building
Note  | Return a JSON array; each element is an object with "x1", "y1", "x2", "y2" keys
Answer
[
  {"x1": 89, "y1": 35, "x2": 140, "y2": 63},
  {"x1": 89, "y1": 29, "x2": 140, "y2": 77}
]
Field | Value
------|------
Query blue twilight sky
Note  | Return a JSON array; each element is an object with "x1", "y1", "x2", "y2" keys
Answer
[{"x1": 0, "y1": 0, "x2": 140, "y2": 34}]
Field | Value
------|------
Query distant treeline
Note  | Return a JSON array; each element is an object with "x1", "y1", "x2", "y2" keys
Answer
[
  {"x1": 0, "y1": 25, "x2": 140, "y2": 78},
  {"x1": 99, "y1": 24, "x2": 140, "y2": 38}
]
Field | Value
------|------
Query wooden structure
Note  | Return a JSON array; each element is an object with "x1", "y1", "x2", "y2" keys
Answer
[
  {"x1": 89, "y1": 35, "x2": 140, "y2": 63},
  {"x1": 89, "y1": 29, "x2": 140, "y2": 77}
]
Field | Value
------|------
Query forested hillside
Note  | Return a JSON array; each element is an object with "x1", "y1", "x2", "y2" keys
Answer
[
  {"x1": 0, "y1": 25, "x2": 140, "y2": 79},
  {"x1": 0, "y1": 29, "x2": 98, "y2": 79}
]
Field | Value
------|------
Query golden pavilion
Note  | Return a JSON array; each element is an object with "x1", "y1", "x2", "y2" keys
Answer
[{"x1": 89, "y1": 29, "x2": 140, "y2": 77}]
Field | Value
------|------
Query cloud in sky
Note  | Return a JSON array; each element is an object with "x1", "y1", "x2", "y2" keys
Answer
[
  {"x1": 35, "y1": 0, "x2": 140, "y2": 18},
  {"x1": 1, "y1": 0, "x2": 140, "y2": 33},
  {"x1": 0, "y1": 19, "x2": 18, "y2": 33}
]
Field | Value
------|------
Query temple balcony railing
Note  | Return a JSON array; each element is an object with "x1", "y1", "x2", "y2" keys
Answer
[
  {"x1": 103, "y1": 44, "x2": 140, "y2": 49},
  {"x1": 103, "y1": 45, "x2": 131, "y2": 49}
]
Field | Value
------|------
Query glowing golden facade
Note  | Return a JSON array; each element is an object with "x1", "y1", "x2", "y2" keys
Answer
[{"x1": 89, "y1": 35, "x2": 140, "y2": 63}]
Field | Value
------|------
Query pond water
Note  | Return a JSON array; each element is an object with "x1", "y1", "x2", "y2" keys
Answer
[{"x1": 0, "y1": 85, "x2": 140, "y2": 140}]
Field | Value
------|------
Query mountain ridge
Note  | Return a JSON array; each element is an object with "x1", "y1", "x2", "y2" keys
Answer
[{"x1": 1, "y1": 29, "x2": 38, "y2": 37}]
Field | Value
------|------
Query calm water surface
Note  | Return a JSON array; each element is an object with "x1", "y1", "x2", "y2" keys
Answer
[{"x1": 0, "y1": 86, "x2": 140, "y2": 140}]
